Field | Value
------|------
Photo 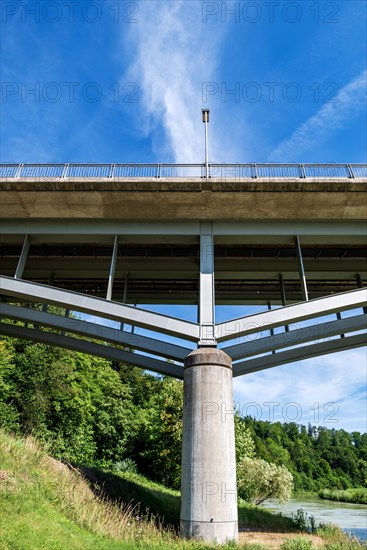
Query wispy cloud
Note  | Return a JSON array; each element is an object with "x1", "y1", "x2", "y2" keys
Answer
[
  {"x1": 233, "y1": 348, "x2": 367, "y2": 432},
  {"x1": 123, "y1": 1, "x2": 230, "y2": 162},
  {"x1": 268, "y1": 69, "x2": 367, "y2": 161}
]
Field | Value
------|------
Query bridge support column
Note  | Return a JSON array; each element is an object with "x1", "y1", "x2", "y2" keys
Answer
[{"x1": 180, "y1": 348, "x2": 238, "y2": 544}]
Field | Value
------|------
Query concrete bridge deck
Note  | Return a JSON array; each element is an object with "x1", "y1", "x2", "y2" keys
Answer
[{"x1": 1, "y1": 176, "x2": 366, "y2": 220}]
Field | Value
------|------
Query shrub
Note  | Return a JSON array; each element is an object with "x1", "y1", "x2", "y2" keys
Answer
[{"x1": 237, "y1": 456, "x2": 293, "y2": 505}]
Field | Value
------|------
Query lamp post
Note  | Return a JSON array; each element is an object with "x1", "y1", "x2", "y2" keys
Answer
[{"x1": 202, "y1": 109, "x2": 210, "y2": 179}]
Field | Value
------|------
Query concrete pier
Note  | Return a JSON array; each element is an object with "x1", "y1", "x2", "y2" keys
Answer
[{"x1": 180, "y1": 348, "x2": 238, "y2": 544}]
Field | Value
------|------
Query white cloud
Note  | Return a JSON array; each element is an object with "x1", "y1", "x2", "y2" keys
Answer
[
  {"x1": 233, "y1": 347, "x2": 367, "y2": 432},
  {"x1": 268, "y1": 69, "x2": 367, "y2": 161},
  {"x1": 122, "y1": 1, "x2": 234, "y2": 162}
]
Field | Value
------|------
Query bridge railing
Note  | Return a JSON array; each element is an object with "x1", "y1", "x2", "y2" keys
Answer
[{"x1": 0, "y1": 163, "x2": 366, "y2": 179}]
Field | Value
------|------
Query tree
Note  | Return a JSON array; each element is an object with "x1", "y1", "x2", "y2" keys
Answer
[
  {"x1": 0, "y1": 337, "x2": 19, "y2": 430},
  {"x1": 237, "y1": 457, "x2": 294, "y2": 505},
  {"x1": 137, "y1": 377, "x2": 183, "y2": 489},
  {"x1": 235, "y1": 414, "x2": 255, "y2": 461}
]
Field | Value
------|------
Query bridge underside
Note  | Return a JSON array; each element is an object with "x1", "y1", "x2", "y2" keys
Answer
[
  {"x1": 1, "y1": 169, "x2": 366, "y2": 376},
  {"x1": 1, "y1": 220, "x2": 366, "y2": 305},
  {"x1": 0, "y1": 219, "x2": 366, "y2": 379},
  {"x1": 0, "y1": 243, "x2": 365, "y2": 304}
]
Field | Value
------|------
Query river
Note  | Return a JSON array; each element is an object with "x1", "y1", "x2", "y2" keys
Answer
[{"x1": 260, "y1": 496, "x2": 367, "y2": 542}]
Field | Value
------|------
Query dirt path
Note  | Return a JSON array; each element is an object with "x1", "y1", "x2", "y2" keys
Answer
[{"x1": 238, "y1": 530, "x2": 324, "y2": 548}]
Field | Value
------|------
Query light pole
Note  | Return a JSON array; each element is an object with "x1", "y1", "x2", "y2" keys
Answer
[{"x1": 202, "y1": 109, "x2": 210, "y2": 179}]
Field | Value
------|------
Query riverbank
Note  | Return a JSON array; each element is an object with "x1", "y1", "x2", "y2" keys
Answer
[
  {"x1": 261, "y1": 495, "x2": 367, "y2": 544},
  {"x1": 319, "y1": 488, "x2": 367, "y2": 505}
]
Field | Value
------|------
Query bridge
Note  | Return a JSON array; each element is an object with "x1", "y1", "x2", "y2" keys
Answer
[{"x1": 1, "y1": 162, "x2": 366, "y2": 543}]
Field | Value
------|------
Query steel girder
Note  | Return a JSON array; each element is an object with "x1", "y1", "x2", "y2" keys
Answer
[
  {"x1": 0, "y1": 219, "x2": 366, "y2": 238},
  {"x1": 0, "y1": 276, "x2": 366, "y2": 377},
  {"x1": 215, "y1": 288, "x2": 367, "y2": 342},
  {"x1": 0, "y1": 276, "x2": 199, "y2": 341},
  {"x1": 232, "y1": 333, "x2": 367, "y2": 376},
  {"x1": 222, "y1": 314, "x2": 367, "y2": 360},
  {"x1": 0, "y1": 322, "x2": 184, "y2": 379},
  {"x1": 0, "y1": 303, "x2": 191, "y2": 361}
]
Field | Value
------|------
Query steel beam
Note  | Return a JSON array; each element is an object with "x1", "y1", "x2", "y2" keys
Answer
[
  {"x1": 279, "y1": 274, "x2": 287, "y2": 306},
  {"x1": 121, "y1": 272, "x2": 129, "y2": 331},
  {"x1": 336, "y1": 312, "x2": 344, "y2": 338},
  {"x1": 295, "y1": 236, "x2": 308, "y2": 301},
  {"x1": 199, "y1": 222, "x2": 216, "y2": 345},
  {"x1": 279, "y1": 273, "x2": 289, "y2": 332},
  {"x1": 0, "y1": 303, "x2": 191, "y2": 360},
  {"x1": 356, "y1": 273, "x2": 367, "y2": 314},
  {"x1": 267, "y1": 302, "x2": 275, "y2": 354},
  {"x1": 14, "y1": 235, "x2": 30, "y2": 279},
  {"x1": 106, "y1": 235, "x2": 118, "y2": 301},
  {"x1": 215, "y1": 288, "x2": 367, "y2": 342},
  {"x1": 223, "y1": 314, "x2": 367, "y2": 360},
  {"x1": 0, "y1": 220, "x2": 201, "y2": 236},
  {"x1": 0, "y1": 276, "x2": 199, "y2": 341},
  {"x1": 122, "y1": 272, "x2": 129, "y2": 304},
  {"x1": 1, "y1": 220, "x2": 366, "y2": 239},
  {"x1": 213, "y1": 221, "x2": 367, "y2": 238},
  {"x1": 232, "y1": 333, "x2": 367, "y2": 376},
  {"x1": 2, "y1": 258, "x2": 366, "y2": 280},
  {"x1": 0, "y1": 322, "x2": 184, "y2": 379}
]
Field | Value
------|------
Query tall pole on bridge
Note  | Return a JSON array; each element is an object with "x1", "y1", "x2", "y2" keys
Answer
[{"x1": 202, "y1": 109, "x2": 210, "y2": 179}]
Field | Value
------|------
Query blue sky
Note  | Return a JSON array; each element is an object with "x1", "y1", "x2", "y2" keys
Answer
[{"x1": 1, "y1": 0, "x2": 366, "y2": 431}]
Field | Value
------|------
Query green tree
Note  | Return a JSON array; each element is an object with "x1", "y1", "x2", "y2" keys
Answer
[
  {"x1": 137, "y1": 377, "x2": 183, "y2": 489},
  {"x1": 237, "y1": 457, "x2": 294, "y2": 505},
  {"x1": 0, "y1": 337, "x2": 19, "y2": 430},
  {"x1": 235, "y1": 414, "x2": 255, "y2": 461}
]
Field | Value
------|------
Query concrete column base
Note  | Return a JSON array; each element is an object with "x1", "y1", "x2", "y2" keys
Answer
[{"x1": 180, "y1": 348, "x2": 238, "y2": 544}]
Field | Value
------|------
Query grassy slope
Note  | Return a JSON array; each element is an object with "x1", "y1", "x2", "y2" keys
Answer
[
  {"x1": 0, "y1": 431, "x2": 365, "y2": 550},
  {"x1": 81, "y1": 467, "x2": 297, "y2": 531},
  {"x1": 0, "y1": 433, "x2": 134, "y2": 550}
]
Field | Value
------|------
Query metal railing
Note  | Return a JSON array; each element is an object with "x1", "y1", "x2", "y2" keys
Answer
[{"x1": 0, "y1": 163, "x2": 366, "y2": 179}]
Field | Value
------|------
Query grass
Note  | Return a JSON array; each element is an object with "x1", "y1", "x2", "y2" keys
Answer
[
  {"x1": 318, "y1": 489, "x2": 367, "y2": 505},
  {"x1": 80, "y1": 467, "x2": 298, "y2": 532},
  {"x1": 316, "y1": 525, "x2": 367, "y2": 550},
  {"x1": 0, "y1": 430, "x2": 366, "y2": 550},
  {"x1": 280, "y1": 538, "x2": 314, "y2": 550}
]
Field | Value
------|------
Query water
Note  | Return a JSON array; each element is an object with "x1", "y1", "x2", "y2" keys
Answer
[{"x1": 261, "y1": 496, "x2": 367, "y2": 542}]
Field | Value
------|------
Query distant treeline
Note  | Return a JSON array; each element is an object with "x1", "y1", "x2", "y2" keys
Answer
[
  {"x1": 243, "y1": 416, "x2": 367, "y2": 492},
  {"x1": 318, "y1": 488, "x2": 367, "y2": 504},
  {"x1": 0, "y1": 332, "x2": 366, "y2": 492}
]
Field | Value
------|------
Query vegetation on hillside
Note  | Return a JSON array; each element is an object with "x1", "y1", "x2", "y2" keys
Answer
[
  {"x1": 1, "y1": 430, "x2": 365, "y2": 550},
  {"x1": 244, "y1": 417, "x2": 367, "y2": 492},
  {"x1": 0, "y1": 332, "x2": 366, "y2": 498},
  {"x1": 0, "y1": 430, "x2": 300, "y2": 549}
]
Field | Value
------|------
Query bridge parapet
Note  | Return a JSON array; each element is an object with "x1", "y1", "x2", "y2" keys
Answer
[{"x1": 1, "y1": 162, "x2": 367, "y2": 180}]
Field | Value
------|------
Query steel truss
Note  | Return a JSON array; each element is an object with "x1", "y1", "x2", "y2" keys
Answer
[
  {"x1": 1, "y1": 273, "x2": 366, "y2": 377},
  {"x1": 1, "y1": 218, "x2": 366, "y2": 376}
]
